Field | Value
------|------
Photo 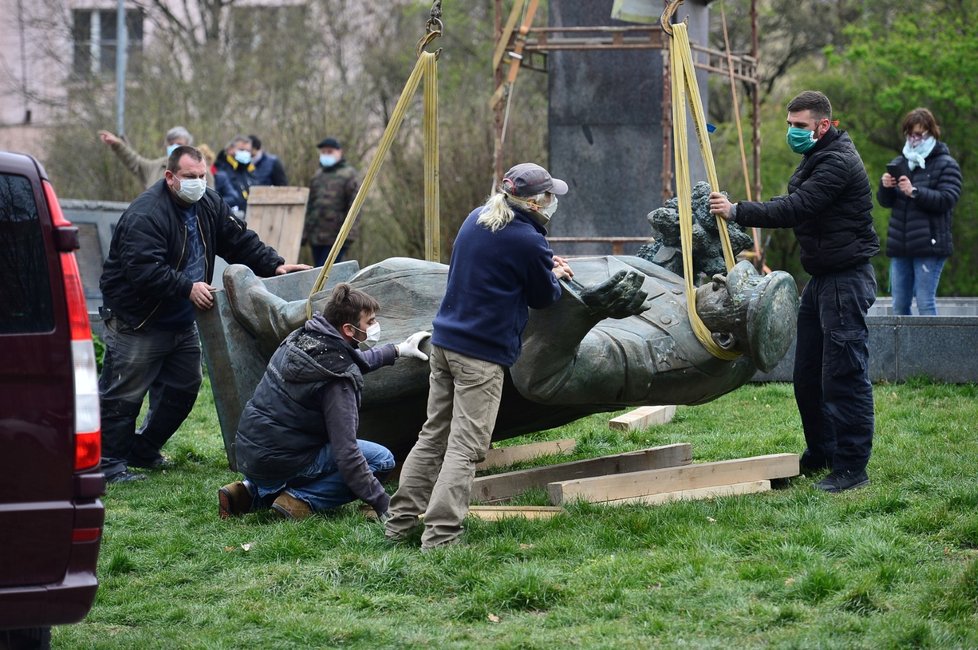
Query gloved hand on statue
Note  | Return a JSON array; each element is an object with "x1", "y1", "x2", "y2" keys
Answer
[{"x1": 396, "y1": 331, "x2": 431, "y2": 361}]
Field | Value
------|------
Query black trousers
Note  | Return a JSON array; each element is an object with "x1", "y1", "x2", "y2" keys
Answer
[{"x1": 793, "y1": 263, "x2": 877, "y2": 472}]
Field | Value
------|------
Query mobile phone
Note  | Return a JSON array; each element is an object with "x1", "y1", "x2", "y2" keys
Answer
[{"x1": 886, "y1": 163, "x2": 902, "y2": 179}]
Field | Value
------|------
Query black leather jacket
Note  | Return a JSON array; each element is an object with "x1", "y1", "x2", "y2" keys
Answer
[{"x1": 100, "y1": 180, "x2": 284, "y2": 329}]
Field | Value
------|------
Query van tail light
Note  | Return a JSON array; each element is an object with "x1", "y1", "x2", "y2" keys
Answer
[{"x1": 44, "y1": 180, "x2": 102, "y2": 471}]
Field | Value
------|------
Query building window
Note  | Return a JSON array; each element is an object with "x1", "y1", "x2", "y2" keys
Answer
[{"x1": 72, "y1": 8, "x2": 144, "y2": 78}]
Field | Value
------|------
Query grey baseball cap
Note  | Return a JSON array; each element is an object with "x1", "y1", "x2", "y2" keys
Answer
[{"x1": 502, "y1": 163, "x2": 568, "y2": 197}]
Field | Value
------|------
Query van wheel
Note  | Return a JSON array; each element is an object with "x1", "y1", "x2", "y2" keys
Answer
[{"x1": 0, "y1": 627, "x2": 51, "y2": 650}]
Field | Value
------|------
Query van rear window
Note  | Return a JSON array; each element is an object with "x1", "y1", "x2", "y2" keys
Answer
[{"x1": 0, "y1": 173, "x2": 54, "y2": 333}]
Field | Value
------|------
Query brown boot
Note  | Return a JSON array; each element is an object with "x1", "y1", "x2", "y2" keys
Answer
[
  {"x1": 218, "y1": 481, "x2": 254, "y2": 519},
  {"x1": 271, "y1": 492, "x2": 313, "y2": 521}
]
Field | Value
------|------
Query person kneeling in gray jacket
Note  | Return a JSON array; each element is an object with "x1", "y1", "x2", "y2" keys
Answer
[{"x1": 219, "y1": 281, "x2": 429, "y2": 521}]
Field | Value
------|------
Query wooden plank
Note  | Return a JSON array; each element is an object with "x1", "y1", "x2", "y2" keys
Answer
[
  {"x1": 491, "y1": 0, "x2": 526, "y2": 72},
  {"x1": 547, "y1": 453, "x2": 799, "y2": 505},
  {"x1": 608, "y1": 405, "x2": 676, "y2": 431},
  {"x1": 246, "y1": 186, "x2": 309, "y2": 265},
  {"x1": 599, "y1": 480, "x2": 771, "y2": 506},
  {"x1": 476, "y1": 438, "x2": 576, "y2": 471},
  {"x1": 471, "y1": 443, "x2": 692, "y2": 504},
  {"x1": 247, "y1": 186, "x2": 309, "y2": 205},
  {"x1": 467, "y1": 505, "x2": 564, "y2": 521}
]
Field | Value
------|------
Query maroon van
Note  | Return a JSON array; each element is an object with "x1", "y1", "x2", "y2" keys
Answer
[{"x1": 0, "y1": 151, "x2": 104, "y2": 649}]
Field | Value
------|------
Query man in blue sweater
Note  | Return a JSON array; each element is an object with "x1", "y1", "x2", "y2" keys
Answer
[{"x1": 385, "y1": 163, "x2": 574, "y2": 550}]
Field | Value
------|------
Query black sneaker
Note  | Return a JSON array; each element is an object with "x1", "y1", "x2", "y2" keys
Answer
[
  {"x1": 814, "y1": 469, "x2": 869, "y2": 493},
  {"x1": 107, "y1": 469, "x2": 147, "y2": 484}
]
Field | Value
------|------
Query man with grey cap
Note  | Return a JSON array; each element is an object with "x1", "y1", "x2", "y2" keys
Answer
[
  {"x1": 98, "y1": 126, "x2": 195, "y2": 188},
  {"x1": 385, "y1": 162, "x2": 574, "y2": 550}
]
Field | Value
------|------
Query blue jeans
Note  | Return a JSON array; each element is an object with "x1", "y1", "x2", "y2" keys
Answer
[
  {"x1": 793, "y1": 264, "x2": 877, "y2": 473},
  {"x1": 249, "y1": 440, "x2": 394, "y2": 513},
  {"x1": 889, "y1": 256, "x2": 946, "y2": 315}
]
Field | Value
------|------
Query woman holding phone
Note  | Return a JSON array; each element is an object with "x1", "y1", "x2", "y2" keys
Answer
[{"x1": 878, "y1": 107, "x2": 962, "y2": 315}]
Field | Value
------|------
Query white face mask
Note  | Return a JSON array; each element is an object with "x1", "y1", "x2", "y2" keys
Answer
[
  {"x1": 176, "y1": 177, "x2": 207, "y2": 203},
  {"x1": 234, "y1": 149, "x2": 252, "y2": 165},
  {"x1": 352, "y1": 322, "x2": 381, "y2": 350},
  {"x1": 539, "y1": 195, "x2": 558, "y2": 219}
]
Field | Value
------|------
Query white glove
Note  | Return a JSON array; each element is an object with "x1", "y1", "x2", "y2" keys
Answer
[{"x1": 396, "y1": 331, "x2": 431, "y2": 361}]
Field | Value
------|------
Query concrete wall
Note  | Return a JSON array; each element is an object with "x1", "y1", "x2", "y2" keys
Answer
[{"x1": 754, "y1": 299, "x2": 978, "y2": 384}]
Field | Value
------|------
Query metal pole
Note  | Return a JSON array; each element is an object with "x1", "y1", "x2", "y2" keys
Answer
[{"x1": 115, "y1": 0, "x2": 127, "y2": 137}]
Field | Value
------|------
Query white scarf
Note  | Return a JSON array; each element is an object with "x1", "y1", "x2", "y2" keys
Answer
[{"x1": 903, "y1": 136, "x2": 936, "y2": 170}]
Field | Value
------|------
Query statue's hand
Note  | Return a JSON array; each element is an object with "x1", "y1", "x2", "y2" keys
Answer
[{"x1": 580, "y1": 270, "x2": 651, "y2": 320}]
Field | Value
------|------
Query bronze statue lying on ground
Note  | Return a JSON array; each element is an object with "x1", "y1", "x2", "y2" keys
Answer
[{"x1": 223, "y1": 185, "x2": 798, "y2": 460}]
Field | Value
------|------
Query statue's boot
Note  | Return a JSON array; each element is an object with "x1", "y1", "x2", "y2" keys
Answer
[
  {"x1": 695, "y1": 260, "x2": 799, "y2": 372},
  {"x1": 223, "y1": 265, "x2": 313, "y2": 349}
]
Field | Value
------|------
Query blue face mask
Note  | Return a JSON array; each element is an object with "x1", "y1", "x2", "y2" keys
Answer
[
  {"x1": 319, "y1": 154, "x2": 337, "y2": 167},
  {"x1": 166, "y1": 144, "x2": 179, "y2": 156},
  {"x1": 786, "y1": 127, "x2": 818, "y2": 154},
  {"x1": 234, "y1": 149, "x2": 252, "y2": 165}
]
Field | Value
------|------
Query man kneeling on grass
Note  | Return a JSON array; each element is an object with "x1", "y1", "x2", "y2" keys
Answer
[{"x1": 218, "y1": 283, "x2": 430, "y2": 521}]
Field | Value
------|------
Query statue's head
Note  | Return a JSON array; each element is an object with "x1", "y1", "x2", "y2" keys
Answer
[{"x1": 695, "y1": 261, "x2": 799, "y2": 372}]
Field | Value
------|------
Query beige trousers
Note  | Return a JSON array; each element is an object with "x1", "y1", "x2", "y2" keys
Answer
[{"x1": 385, "y1": 345, "x2": 504, "y2": 549}]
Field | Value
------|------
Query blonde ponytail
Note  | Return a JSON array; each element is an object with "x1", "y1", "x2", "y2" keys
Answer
[{"x1": 476, "y1": 193, "x2": 515, "y2": 233}]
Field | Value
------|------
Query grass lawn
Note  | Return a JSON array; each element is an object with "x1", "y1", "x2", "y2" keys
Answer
[{"x1": 58, "y1": 379, "x2": 978, "y2": 649}]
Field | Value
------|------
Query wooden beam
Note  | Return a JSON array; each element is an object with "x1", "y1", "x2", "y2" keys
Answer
[
  {"x1": 467, "y1": 505, "x2": 564, "y2": 521},
  {"x1": 600, "y1": 480, "x2": 771, "y2": 506},
  {"x1": 608, "y1": 405, "x2": 676, "y2": 432},
  {"x1": 477, "y1": 438, "x2": 577, "y2": 471},
  {"x1": 472, "y1": 443, "x2": 692, "y2": 504},
  {"x1": 492, "y1": 0, "x2": 525, "y2": 72},
  {"x1": 548, "y1": 453, "x2": 799, "y2": 505}
]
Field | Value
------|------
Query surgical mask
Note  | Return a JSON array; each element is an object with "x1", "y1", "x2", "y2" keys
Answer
[
  {"x1": 320, "y1": 154, "x2": 338, "y2": 167},
  {"x1": 351, "y1": 322, "x2": 381, "y2": 350},
  {"x1": 539, "y1": 195, "x2": 558, "y2": 220},
  {"x1": 234, "y1": 149, "x2": 252, "y2": 165},
  {"x1": 166, "y1": 144, "x2": 179, "y2": 156},
  {"x1": 786, "y1": 126, "x2": 818, "y2": 154},
  {"x1": 176, "y1": 177, "x2": 207, "y2": 203}
]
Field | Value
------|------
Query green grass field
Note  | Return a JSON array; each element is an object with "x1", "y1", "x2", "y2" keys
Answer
[{"x1": 58, "y1": 379, "x2": 978, "y2": 649}]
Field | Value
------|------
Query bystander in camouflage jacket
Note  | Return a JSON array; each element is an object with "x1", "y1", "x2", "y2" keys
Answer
[{"x1": 304, "y1": 160, "x2": 360, "y2": 247}]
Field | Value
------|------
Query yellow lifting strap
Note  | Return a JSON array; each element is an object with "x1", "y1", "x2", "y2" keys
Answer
[
  {"x1": 667, "y1": 21, "x2": 740, "y2": 361},
  {"x1": 305, "y1": 8, "x2": 443, "y2": 319}
]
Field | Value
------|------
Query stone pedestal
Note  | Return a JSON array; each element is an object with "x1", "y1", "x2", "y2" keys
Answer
[
  {"x1": 546, "y1": 0, "x2": 711, "y2": 256},
  {"x1": 753, "y1": 298, "x2": 978, "y2": 384}
]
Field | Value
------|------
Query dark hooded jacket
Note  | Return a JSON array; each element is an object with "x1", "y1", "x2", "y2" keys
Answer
[
  {"x1": 733, "y1": 127, "x2": 880, "y2": 276},
  {"x1": 99, "y1": 181, "x2": 284, "y2": 330},
  {"x1": 878, "y1": 140, "x2": 961, "y2": 258},
  {"x1": 235, "y1": 315, "x2": 397, "y2": 514}
]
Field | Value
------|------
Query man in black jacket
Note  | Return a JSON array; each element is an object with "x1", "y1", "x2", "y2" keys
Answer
[
  {"x1": 218, "y1": 281, "x2": 430, "y2": 521},
  {"x1": 98, "y1": 146, "x2": 309, "y2": 483},
  {"x1": 709, "y1": 90, "x2": 880, "y2": 493}
]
